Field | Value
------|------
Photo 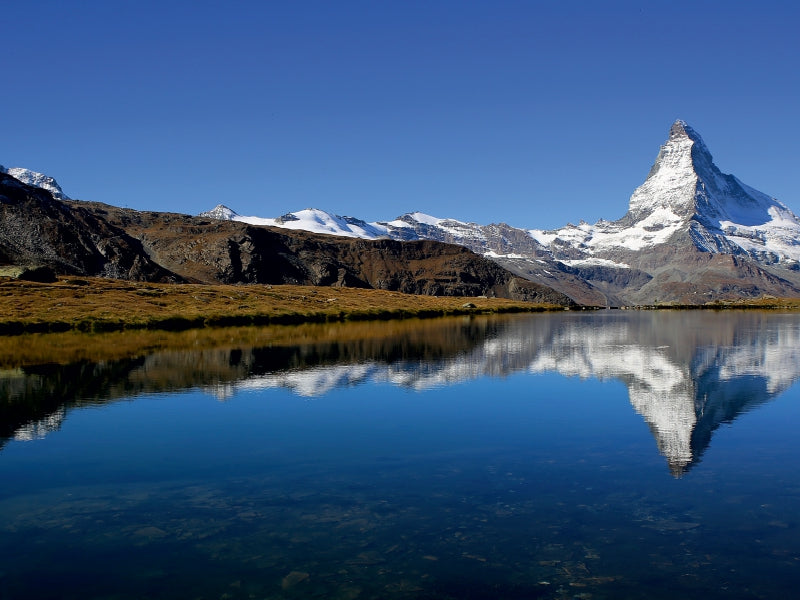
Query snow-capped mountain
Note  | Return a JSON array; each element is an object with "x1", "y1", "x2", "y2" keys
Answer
[
  {"x1": 202, "y1": 120, "x2": 800, "y2": 305},
  {"x1": 0, "y1": 165, "x2": 70, "y2": 200},
  {"x1": 533, "y1": 120, "x2": 800, "y2": 265},
  {"x1": 199, "y1": 204, "x2": 523, "y2": 250},
  {"x1": 5, "y1": 120, "x2": 797, "y2": 305}
]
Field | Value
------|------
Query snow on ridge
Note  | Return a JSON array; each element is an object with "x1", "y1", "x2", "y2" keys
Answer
[
  {"x1": 383, "y1": 218, "x2": 415, "y2": 229},
  {"x1": 559, "y1": 258, "x2": 630, "y2": 269},
  {"x1": 719, "y1": 203, "x2": 800, "y2": 262},
  {"x1": 223, "y1": 208, "x2": 391, "y2": 239},
  {"x1": 484, "y1": 250, "x2": 526, "y2": 259},
  {"x1": 0, "y1": 165, "x2": 70, "y2": 200},
  {"x1": 210, "y1": 207, "x2": 485, "y2": 243},
  {"x1": 528, "y1": 229, "x2": 557, "y2": 245},
  {"x1": 407, "y1": 211, "x2": 445, "y2": 226}
]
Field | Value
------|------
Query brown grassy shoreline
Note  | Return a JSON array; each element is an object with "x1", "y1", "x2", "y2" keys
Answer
[
  {"x1": 3, "y1": 277, "x2": 798, "y2": 336},
  {"x1": 620, "y1": 298, "x2": 800, "y2": 310},
  {"x1": 0, "y1": 277, "x2": 564, "y2": 334}
]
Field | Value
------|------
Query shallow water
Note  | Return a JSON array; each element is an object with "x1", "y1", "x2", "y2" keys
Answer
[{"x1": 1, "y1": 311, "x2": 800, "y2": 599}]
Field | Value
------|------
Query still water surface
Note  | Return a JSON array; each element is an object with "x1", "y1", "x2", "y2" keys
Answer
[{"x1": 1, "y1": 311, "x2": 800, "y2": 599}]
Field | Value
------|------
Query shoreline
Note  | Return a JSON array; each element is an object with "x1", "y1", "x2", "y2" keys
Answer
[
  {"x1": 0, "y1": 277, "x2": 565, "y2": 335},
  {"x1": 2, "y1": 277, "x2": 798, "y2": 335}
]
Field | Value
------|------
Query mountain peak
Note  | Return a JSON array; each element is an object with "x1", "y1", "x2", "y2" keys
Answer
[
  {"x1": 198, "y1": 204, "x2": 239, "y2": 220},
  {"x1": 669, "y1": 119, "x2": 690, "y2": 139},
  {"x1": 668, "y1": 119, "x2": 701, "y2": 140},
  {"x1": 626, "y1": 120, "x2": 720, "y2": 220},
  {"x1": 0, "y1": 165, "x2": 70, "y2": 200},
  {"x1": 669, "y1": 119, "x2": 713, "y2": 159}
]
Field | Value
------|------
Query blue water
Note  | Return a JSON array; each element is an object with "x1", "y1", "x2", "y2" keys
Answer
[{"x1": 1, "y1": 312, "x2": 800, "y2": 599}]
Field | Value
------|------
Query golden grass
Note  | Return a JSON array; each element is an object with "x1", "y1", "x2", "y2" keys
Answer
[
  {"x1": 0, "y1": 277, "x2": 560, "y2": 334},
  {"x1": 707, "y1": 297, "x2": 800, "y2": 309},
  {"x1": 627, "y1": 297, "x2": 800, "y2": 310}
]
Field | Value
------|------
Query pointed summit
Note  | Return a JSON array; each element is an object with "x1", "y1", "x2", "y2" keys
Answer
[
  {"x1": 668, "y1": 119, "x2": 690, "y2": 139},
  {"x1": 668, "y1": 118, "x2": 704, "y2": 141},
  {"x1": 198, "y1": 204, "x2": 239, "y2": 220},
  {"x1": 670, "y1": 119, "x2": 716, "y2": 166},
  {"x1": 625, "y1": 119, "x2": 746, "y2": 226},
  {"x1": 612, "y1": 120, "x2": 800, "y2": 261},
  {"x1": 627, "y1": 120, "x2": 707, "y2": 219}
]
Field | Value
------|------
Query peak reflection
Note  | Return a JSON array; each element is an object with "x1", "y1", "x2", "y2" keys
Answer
[
  {"x1": 2, "y1": 312, "x2": 799, "y2": 476},
  {"x1": 212, "y1": 311, "x2": 800, "y2": 476}
]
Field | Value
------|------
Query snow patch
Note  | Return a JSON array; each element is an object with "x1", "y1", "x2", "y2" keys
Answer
[{"x1": 559, "y1": 258, "x2": 630, "y2": 269}]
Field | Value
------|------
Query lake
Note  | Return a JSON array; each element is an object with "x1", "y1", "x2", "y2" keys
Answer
[{"x1": 1, "y1": 310, "x2": 800, "y2": 599}]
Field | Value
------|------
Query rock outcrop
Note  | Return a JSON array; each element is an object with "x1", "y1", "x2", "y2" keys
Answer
[{"x1": 0, "y1": 172, "x2": 177, "y2": 281}]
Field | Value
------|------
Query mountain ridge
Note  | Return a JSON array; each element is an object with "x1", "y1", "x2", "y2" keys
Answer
[
  {"x1": 200, "y1": 120, "x2": 800, "y2": 305},
  {"x1": 5, "y1": 120, "x2": 800, "y2": 305},
  {"x1": 0, "y1": 168, "x2": 574, "y2": 305}
]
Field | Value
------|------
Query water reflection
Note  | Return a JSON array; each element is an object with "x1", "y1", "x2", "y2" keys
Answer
[{"x1": 2, "y1": 311, "x2": 800, "y2": 476}]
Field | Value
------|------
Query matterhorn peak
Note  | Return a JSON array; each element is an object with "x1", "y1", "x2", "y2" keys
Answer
[
  {"x1": 626, "y1": 120, "x2": 723, "y2": 220},
  {"x1": 670, "y1": 119, "x2": 715, "y2": 164},
  {"x1": 668, "y1": 118, "x2": 701, "y2": 140},
  {"x1": 669, "y1": 119, "x2": 690, "y2": 138}
]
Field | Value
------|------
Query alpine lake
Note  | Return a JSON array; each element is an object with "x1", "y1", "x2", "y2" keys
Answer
[{"x1": 1, "y1": 310, "x2": 800, "y2": 600}]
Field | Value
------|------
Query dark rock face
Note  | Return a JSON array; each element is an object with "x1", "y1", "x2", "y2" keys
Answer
[{"x1": 0, "y1": 173, "x2": 177, "y2": 282}]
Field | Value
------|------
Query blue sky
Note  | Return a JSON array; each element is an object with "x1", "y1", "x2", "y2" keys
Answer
[{"x1": 2, "y1": 0, "x2": 798, "y2": 229}]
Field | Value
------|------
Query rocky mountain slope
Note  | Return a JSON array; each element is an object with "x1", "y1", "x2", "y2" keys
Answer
[
  {"x1": 73, "y1": 201, "x2": 572, "y2": 304},
  {"x1": 0, "y1": 172, "x2": 175, "y2": 281},
  {"x1": 203, "y1": 121, "x2": 800, "y2": 305},
  {"x1": 0, "y1": 170, "x2": 572, "y2": 304}
]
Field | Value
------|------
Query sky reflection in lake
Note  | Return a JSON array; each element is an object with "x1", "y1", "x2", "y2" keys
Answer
[{"x1": 1, "y1": 311, "x2": 800, "y2": 599}]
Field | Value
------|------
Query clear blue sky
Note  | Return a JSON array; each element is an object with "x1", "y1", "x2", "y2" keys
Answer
[{"x1": 3, "y1": 0, "x2": 798, "y2": 229}]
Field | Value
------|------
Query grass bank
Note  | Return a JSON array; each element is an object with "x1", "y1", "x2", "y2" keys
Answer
[
  {"x1": 620, "y1": 298, "x2": 800, "y2": 310},
  {"x1": 0, "y1": 277, "x2": 564, "y2": 334}
]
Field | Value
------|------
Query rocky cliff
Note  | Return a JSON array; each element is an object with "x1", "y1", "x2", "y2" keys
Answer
[{"x1": 0, "y1": 172, "x2": 176, "y2": 281}]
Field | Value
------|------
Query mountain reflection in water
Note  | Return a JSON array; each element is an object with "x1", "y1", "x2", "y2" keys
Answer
[{"x1": 2, "y1": 311, "x2": 800, "y2": 476}]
